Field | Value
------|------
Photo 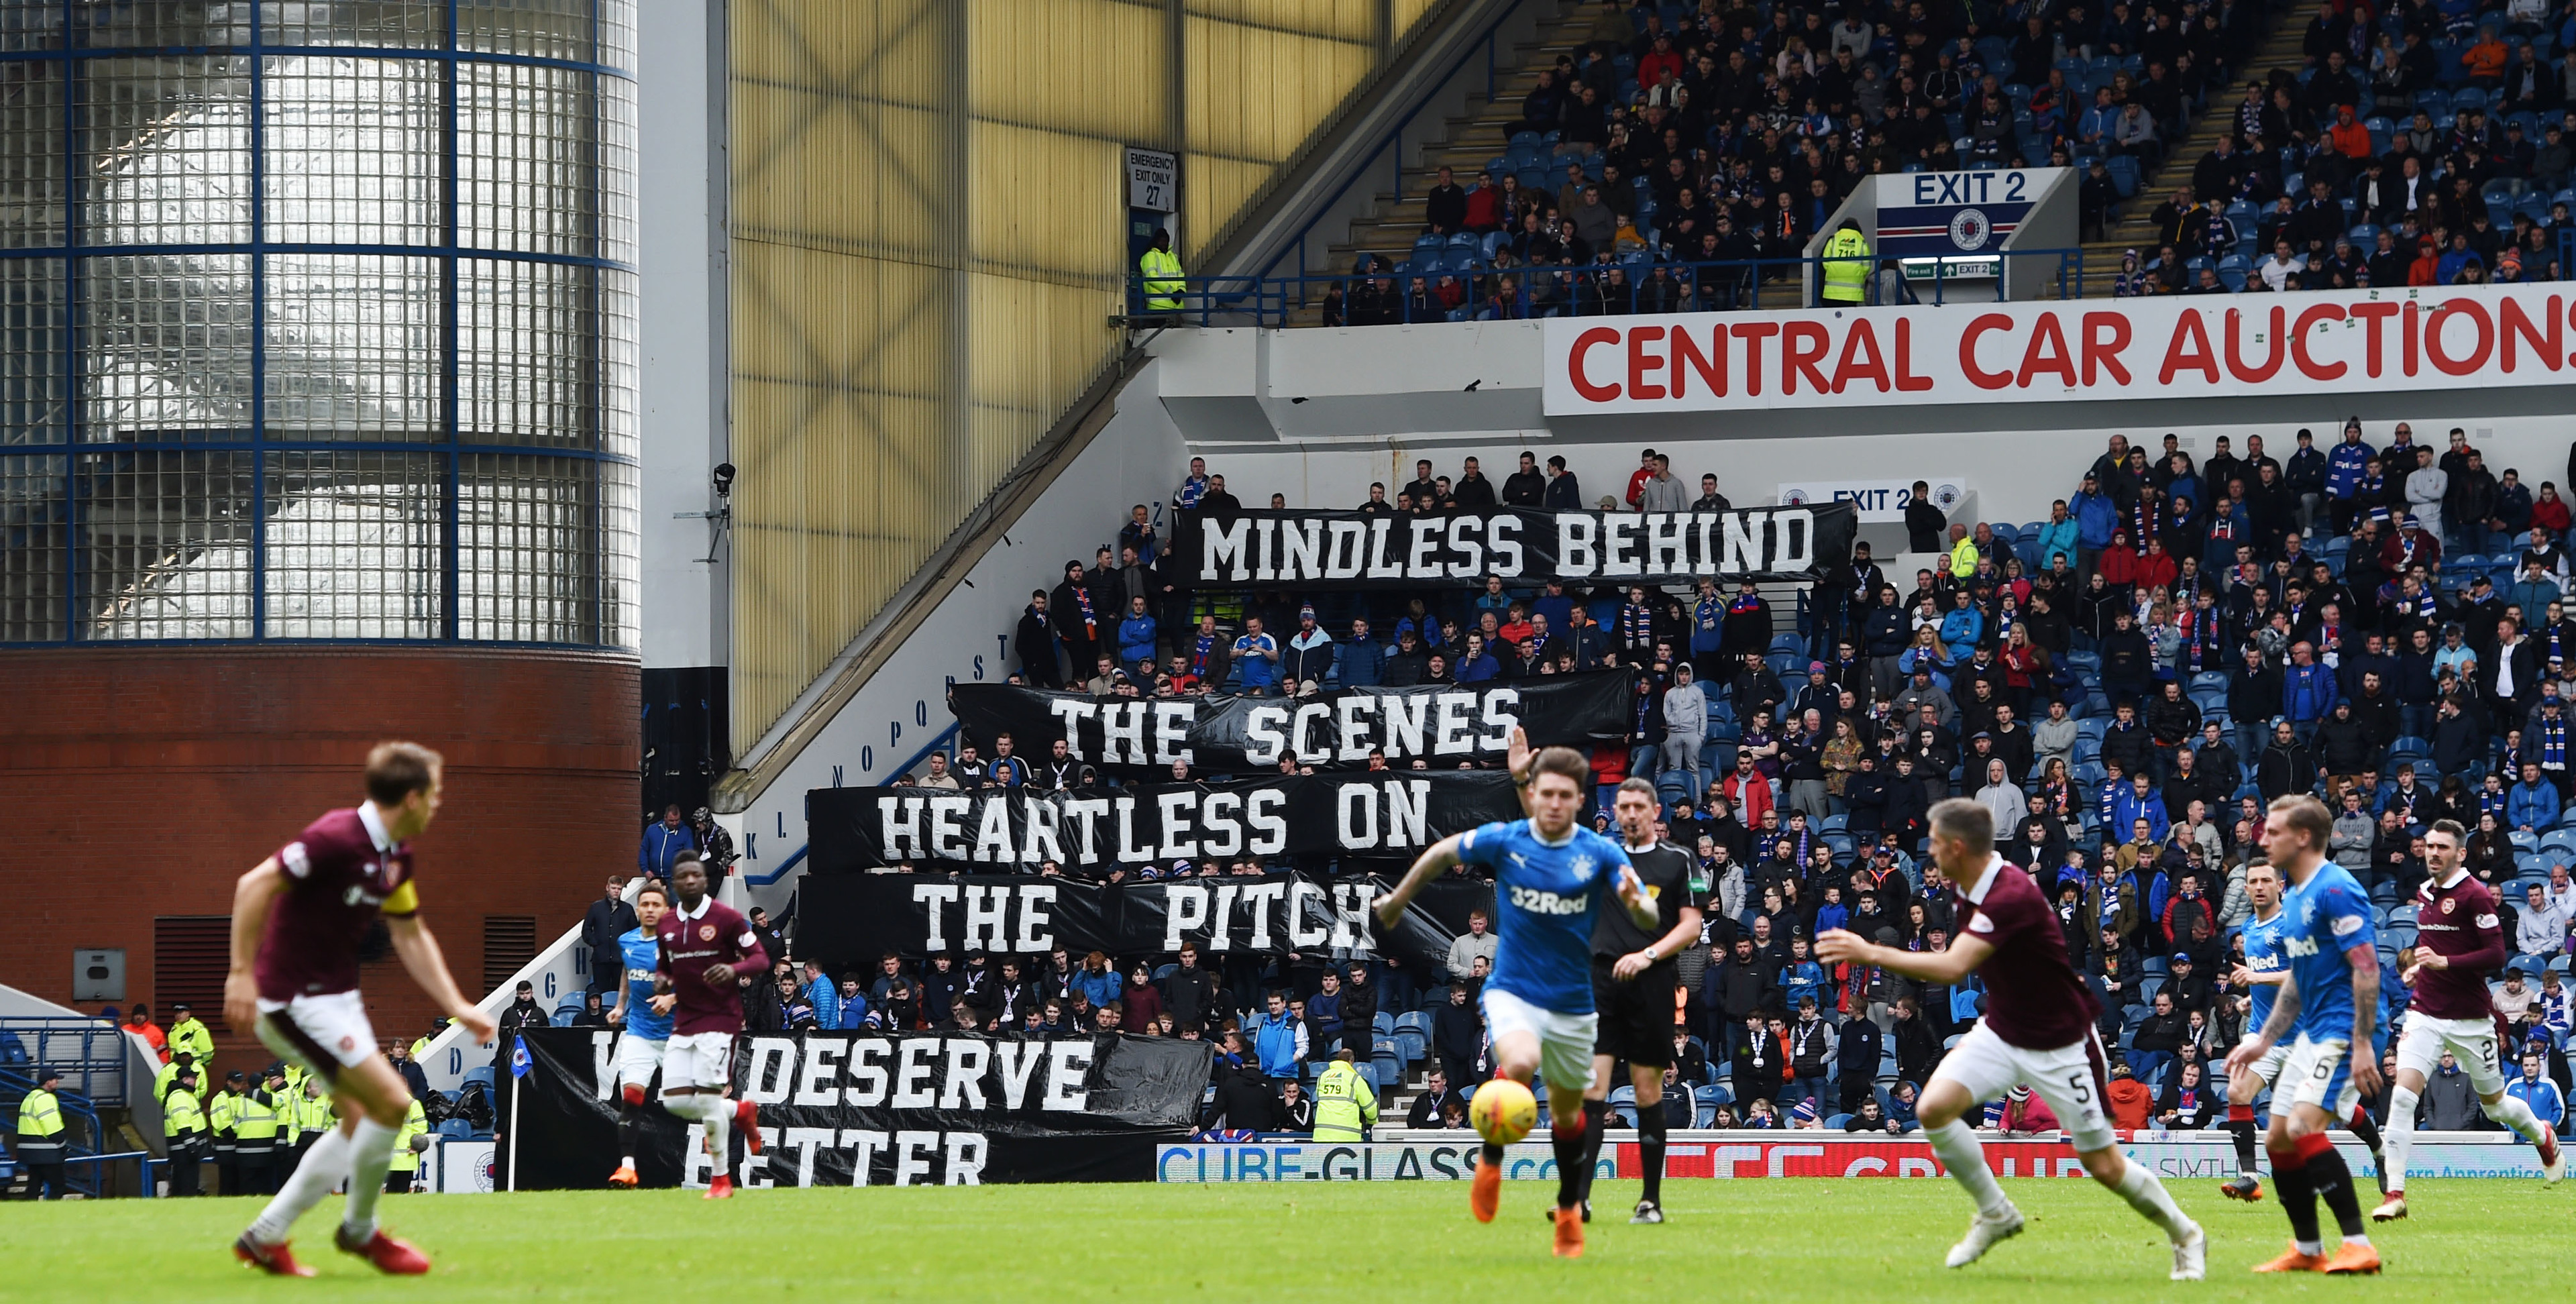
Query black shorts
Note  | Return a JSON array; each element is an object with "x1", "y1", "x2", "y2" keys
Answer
[{"x1": 1590, "y1": 957, "x2": 1677, "y2": 1067}]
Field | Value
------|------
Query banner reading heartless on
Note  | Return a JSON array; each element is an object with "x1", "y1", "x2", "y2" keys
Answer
[
  {"x1": 505, "y1": 1028, "x2": 1209, "y2": 1189},
  {"x1": 806, "y1": 771, "x2": 1519, "y2": 873},
  {"x1": 794, "y1": 871, "x2": 1497, "y2": 974},
  {"x1": 1171, "y1": 502, "x2": 1856, "y2": 589},
  {"x1": 945, "y1": 674, "x2": 1632, "y2": 772}
]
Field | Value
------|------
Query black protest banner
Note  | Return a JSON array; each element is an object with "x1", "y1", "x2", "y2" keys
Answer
[
  {"x1": 946, "y1": 673, "x2": 1632, "y2": 772},
  {"x1": 504, "y1": 1027, "x2": 1208, "y2": 1189},
  {"x1": 1171, "y1": 503, "x2": 1857, "y2": 589},
  {"x1": 795, "y1": 871, "x2": 1497, "y2": 978},
  {"x1": 805, "y1": 771, "x2": 1519, "y2": 873}
]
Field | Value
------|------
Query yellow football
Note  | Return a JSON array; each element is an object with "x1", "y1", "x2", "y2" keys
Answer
[{"x1": 1468, "y1": 1077, "x2": 1538, "y2": 1146}]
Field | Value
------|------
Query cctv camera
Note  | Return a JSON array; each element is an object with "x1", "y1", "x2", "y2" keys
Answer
[{"x1": 712, "y1": 462, "x2": 736, "y2": 496}]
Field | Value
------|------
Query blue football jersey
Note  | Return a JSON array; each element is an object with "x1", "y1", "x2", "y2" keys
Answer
[
  {"x1": 2239, "y1": 906, "x2": 2287, "y2": 1032},
  {"x1": 1456, "y1": 819, "x2": 1631, "y2": 1015},
  {"x1": 617, "y1": 926, "x2": 672, "y2": 1041},
  {"x1": 2281, "y1": 863, "x2": 2375, "y2": 1042}
]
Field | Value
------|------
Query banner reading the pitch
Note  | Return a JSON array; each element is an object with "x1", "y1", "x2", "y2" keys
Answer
[
  {"x1": 1172, "y1": 503, "x2": 1855, "y2": 588},
  {"x1": 507, "y1": 1028, "x2": 1208, "y2": 1189},
  {"x1": 1544, "y1": 284, "x2": 2576, "y2": 414},
  {"x1": 794, "y1": 871, "x2": 1496, "y2": 974},
  {"x1": 945, "y1": 674, "x2": 1632, "y2": 771},
  {"x1": 806, "y1": 771, "x2": 1519, "y2": 873}
]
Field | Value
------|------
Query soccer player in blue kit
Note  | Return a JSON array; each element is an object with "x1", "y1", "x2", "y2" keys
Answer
[
  {"x1": 2226, "y1": 795, "x2": 2384, "y2": 1274},
  {"x1": 1375, "y1": 729, "x2": 1658, "y2": 1259},
  {"x1": 605, "y1": 880, "x2": 672, "y2": 1188}
]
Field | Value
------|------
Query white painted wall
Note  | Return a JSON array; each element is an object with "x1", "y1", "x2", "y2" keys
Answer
[
  {"x1": 710, "y1": 366, "x2": 1192, "y2": 909},
  {"x1": 636, "y1": 0, "x2": 725, "y2": 669}
]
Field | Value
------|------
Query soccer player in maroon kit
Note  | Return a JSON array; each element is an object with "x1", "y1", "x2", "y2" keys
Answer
[
  {"x1": 652, "y1": 854, "x2": 769, "y2": 1198},
  {"x1": 1819, "y1": 799, "x2": 2205, "y2": 1281},
  {"x1": 2373, "y1": 818, "x2": 2566, "y2": 1219},
  {"x1": 227, "y1": 743, "x2": 496, "y2": 1276}
]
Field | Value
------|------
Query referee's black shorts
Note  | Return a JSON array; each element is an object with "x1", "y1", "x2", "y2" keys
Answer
[{"x1": 1590, "y1": 956, "x2": 1678, "y2": 1067}]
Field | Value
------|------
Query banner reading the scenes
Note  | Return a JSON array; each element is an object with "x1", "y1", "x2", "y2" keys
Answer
[
  {"x1": 806, "y1": 771, "x2": 1519, "y2": 873},
  {"x1": 1169, "y1": 502, "x2": 1858, "y2": 589},
  {"x1": 945, "y1": 673, "x2": 1633, "y2": 772},
  {"x1": 506, "y1": 1028, "x2": 1208, "y2": 1189}
]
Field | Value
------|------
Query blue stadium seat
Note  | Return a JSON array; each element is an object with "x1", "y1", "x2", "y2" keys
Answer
[{"x1": 1373, "y1": 1012, "x2": 1395, "y2": 1036}]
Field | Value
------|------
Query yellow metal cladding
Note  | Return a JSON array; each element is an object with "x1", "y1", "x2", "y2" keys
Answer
[{"x1": 728, "y1": 0, "x2": 1446, "y2": 755}]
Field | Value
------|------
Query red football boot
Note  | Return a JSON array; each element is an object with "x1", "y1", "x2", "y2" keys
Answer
[
  {"x1": 335, "y1": 1224, "x2": 431, "y2": 1275},
  {"x1": 705, "y1": 1174, "x2": 735, "y2": 1200},
  {"x1": 608, "y1": 1164, "x2": 640, "y2": 1188},
  {"x1": 233, "y1": 1235, "x2": 316, "y2": 1277}
]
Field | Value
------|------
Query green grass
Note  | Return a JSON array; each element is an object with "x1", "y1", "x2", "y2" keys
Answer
[{"x1": 0, "y1": 1178, "x2": 2548, "y2": 1301}]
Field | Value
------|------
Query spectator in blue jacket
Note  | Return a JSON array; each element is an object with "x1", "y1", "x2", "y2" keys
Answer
[
  {"x1": 2072, "y1": 472, "x2": 2119, "y2": 567},
  {"x1": 1232, "y1": 616, "x2": 1281, "y2": 694},
  {"x1": 1309, "y1": 971, "x2": 1346, "y2": 1056},
  {"x1": 1071, "y1": 951, "x2": 1123, "y2": 1009},
  {"x1": 637, "y1": 804, "x2": 696, "y2": 876},
  {"x1": 2281, "y1": 641, "x2": 2339, "y2": 738},
  {"x1": 802, "y1": 961, "x2": 840, "y2": 1030},
  {"x1": 1253, "y1": 991, "x2": 1307, "y2": 1083},
  {"x1": 2325, "y1": 418, "x2": 2375, "y2": 533},
  {"x1": 1338, "y1": 618, "x2": 1387, "y2": 686},
  {"x1": 2511, "y1": 761, "x2": 2564, "y2": 832},
  {"x1": 1690, "y1": 578, "x2": 1728, "y2": 679},
  {"x1": 2031, "y1": 500, "x2": 2080, "y2": 572},
  {"x1": 1117, "y1": 595, "x2": 1158, "y2": 667},
  {"x1": 1281, "y1": 605, "x2": 1336, "y2": 686},
  {"x1": 2508, "y1": 1046, "x2": 2567, "y2": 1136},
  {"x1": 835, "y1": 977, "x2": 870, "y2": 1030},
  {"x1": 2112, "y1": 773, "x2": 2172, "y2": 845}
]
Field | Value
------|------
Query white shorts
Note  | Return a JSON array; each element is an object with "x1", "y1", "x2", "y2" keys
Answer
[
  {"x1": 2235, "y1": 1033, "x2": 2290, "y2": 1087},
  {"x1": 1929, "y1": 1020, "x2": 2116, "y2": 1152},
  {"x1": 2272, "y1": 1034, "x2": 2362, "y2": 1121},
  {"x1": 661, "y1": 1031, "x2": 734, "y2": 1093},
  {"x1": 1481, "y1": 986, "x2": 1599, "y2": 1094},
  {"x1": 255, "y1": 991, "x2": 379, "y2": 1079},
  {"x1": 2396, "y1": 1014, "x2": 2506, "y2": 1095},
  {"x1": 614, "y1": 1030, "x2": 668, "y2": 1089}
]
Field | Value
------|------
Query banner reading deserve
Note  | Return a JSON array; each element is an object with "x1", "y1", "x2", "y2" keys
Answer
[
  {"x1": 945, "y1": 674, "x2": 1633, "y2": 772},
  {"x1": 806, "y1": 771, "x2": 1519, "y2": 872},
  {"x1": 507, "y1": 1028, "x2": 1208, "y2": 1189},
  {"x1": 1544, "y1": 284, "x2": 2576, "y2": 413},
  {"x1": 1172, "y1": 503, "x2": 1856, "y2": 588}
]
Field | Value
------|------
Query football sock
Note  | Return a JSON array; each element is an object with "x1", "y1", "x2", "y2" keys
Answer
[
  {"x1": 1927, "y1": 1118, "x2": 2011, "y2": 1219},
  {"x1": 1575, "y1": 1099, "x2": 1609, "y2": 1205},
  {"x1": 1550, "y1": 1114, "x2": 1587, "y2": 1210},
  {"x1": 2344, "y1": 1106, "x2": 2385, "y2": 1157},
  {"x1": 2112, "y1": 1158, "x2": 2194, "y2": 1240},
  {"x1": 1637, "y1": 1105, "x2": 1668, "y2": 1205},
  {"x1": 617, "y1": 1097, "x2": 642, "y2": 1170},
  {"x1": 2304, "y1": 1143, "x2": 2368, "y2": 1241},
  {"x1": 248, "y1": 1126, "x2": 353, "y2": 1245},
  {"x1": 2481, "y1": 1091, "x2": 2550, "y2": 1147},
  {"x1": 701, "y1": 1095, "x2": 733, "y2": 1177},
  {"x1": 2267, "y1": 1141, "x2": 2320, "y2": 1252},
  {"x1": 341, "y1": 1118, "x2": 399, "y2": 1238},
  {"x1": 2382, "y1": 1088, "x2": 2418, "y2": 1192},
  {"x1": 1480, "y1": 1142, "x2": 1505, "y2": 1168},
  {"x1": 2226, "y1": 1104, "x2": 2261, "y2": 1177}
]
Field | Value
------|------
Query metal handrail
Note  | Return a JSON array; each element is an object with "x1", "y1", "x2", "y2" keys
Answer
[{"x1": 1136, "y1": 246, "x2": 2089, "y2": 325}]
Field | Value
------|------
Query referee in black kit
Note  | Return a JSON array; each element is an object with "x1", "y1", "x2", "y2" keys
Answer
[{"x1": 1570, "y1": 777, "x2": 1705, "y2": 1225}]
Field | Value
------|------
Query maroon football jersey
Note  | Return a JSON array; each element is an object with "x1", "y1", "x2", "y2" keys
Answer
[
  {"x1": 1950, "y1": 854, "x2": 2101, "y2": 1050},
  {"x1": 255, "y1": 806, "x2": 417, "y2": 1002},
  {"x1": 2410, "y1": 871, "x2": 2508, "y2": 1021},
  {"x1": 656, "y1": 897, "x2": 768, "y2": 1037}
]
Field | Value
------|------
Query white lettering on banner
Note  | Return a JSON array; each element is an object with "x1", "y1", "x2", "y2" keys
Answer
[
  {"x1": 910, "y1": 883, "x2": 1059, "y2": 952},
  {"x1": 1542, "y1": 285, "x2": 2576, "y2": 413}
]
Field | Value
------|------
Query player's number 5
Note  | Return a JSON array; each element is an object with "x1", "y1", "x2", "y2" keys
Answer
[{"x1": 2065, "y1": 1072, "x2": 2091, "y2": 1106}]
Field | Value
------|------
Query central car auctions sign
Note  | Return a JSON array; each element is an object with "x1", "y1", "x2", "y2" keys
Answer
[{"x1": 1542, "y1": 284, "x2": 2576, "y2": 413}]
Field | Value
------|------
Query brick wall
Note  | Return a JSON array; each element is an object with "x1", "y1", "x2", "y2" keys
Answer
[{"x1": 0, "y1": 645, "x2": 639, "y2": 1076}]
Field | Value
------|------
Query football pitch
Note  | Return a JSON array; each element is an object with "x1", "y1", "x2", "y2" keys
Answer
[{"x1": 0, "y1": 1178, "x2": 2545, "y2": 1301}]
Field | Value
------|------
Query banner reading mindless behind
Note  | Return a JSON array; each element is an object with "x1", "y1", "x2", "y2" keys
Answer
[{"x1": 1170, "y1": 502, "x2": 1858, "y2": 590}]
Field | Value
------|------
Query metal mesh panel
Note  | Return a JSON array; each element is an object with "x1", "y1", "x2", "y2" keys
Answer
[
  {"x1": 261, "y1": 0, "x2": 446, "y2": 48},
  {"x1": 262, "y1": 252, "x2": 442, "y2": 441},
  {"x1": 78, "y1": 448, "x2": 254, "y2": 639},
  {"x1": 600, "y1": 453, "x2": 635, "y2": 648},
  {"x1": 458, "y1": 0, "x2": 591, "y2": 61},
  {"x1": 80, "y1": 252, "x2": 257, "y2": 439},
  {"x1": 458, "y1": 61, "x2": 595, "y2": 256},
  {"x1": 0, "y1": 61, "x2": 66, "y2": 249},
  {"x1": 0, "y1": 257, "x2": 65, "y2": 445},
  {"x1": 78, "y1": 3, "x2": 256, "y2": 50},
  {"x1": 458, "y1": 451, "x2": 594, "y2": 643},
  {"x1": 261, "y1": 54, "x2": 442, "y2": 247},
  {"x1": 0, "y1": 451, "x2": 64, "y2": 640},
  {"x1": 599, "y1": 266, "x2": 635, "y2": 461},
  {"x1": 261, "y1": 448, "x2": 441, "y2": 638},
  {"x1": 598, "y1": 69, "x2": 637, "y2": 265},
  {"x1": 82, "y1": 57, "x2": 255, "y2": 248}
]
